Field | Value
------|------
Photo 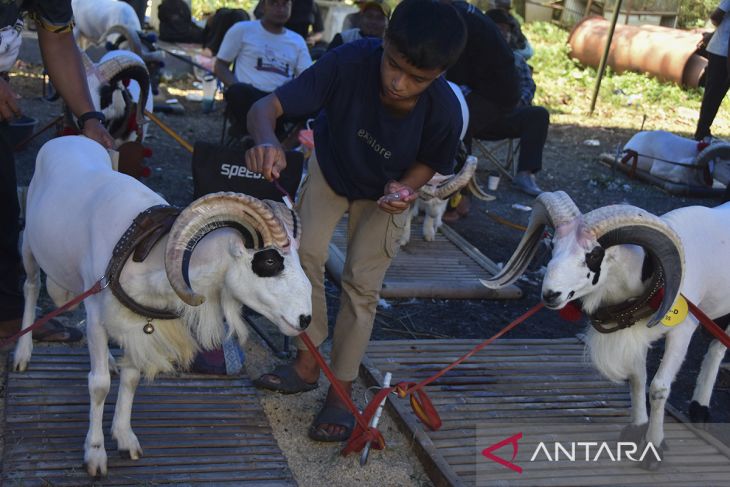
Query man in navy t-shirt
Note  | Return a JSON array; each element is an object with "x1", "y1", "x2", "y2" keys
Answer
[{"x1": 247, "y1": 0, "x2": 466, "y2": 443}]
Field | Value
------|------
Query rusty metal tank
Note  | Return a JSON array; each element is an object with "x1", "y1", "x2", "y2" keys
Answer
[{"x1": 568, "y1": 16, "x2": 708, "y2": 88}]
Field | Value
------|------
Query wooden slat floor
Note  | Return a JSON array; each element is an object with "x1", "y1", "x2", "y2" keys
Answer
[
  {"x1": 361, "y1": 338, "x2": 730, "y2": 487},
  {"x1": 2, "y1": 347, "x2": 295, "y2": 486},
  {"x1": 326, "y1": 216, "x2": 522, "y2": 300}
]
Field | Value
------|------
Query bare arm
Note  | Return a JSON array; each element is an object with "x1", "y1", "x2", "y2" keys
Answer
[
  {"x1": 37, "y1": 28, "x2": 113, "y2": 148},
  {"x1": 245, "y1": 93, "x2": 286, "y2": 181},
  {"x1": 214, "y1": 58, "x2": 238, "y2": 87}
]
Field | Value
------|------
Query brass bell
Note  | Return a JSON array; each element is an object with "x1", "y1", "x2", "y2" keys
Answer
[{"x1": 143, "y1": 319, "x2": 155, "y2": 335}]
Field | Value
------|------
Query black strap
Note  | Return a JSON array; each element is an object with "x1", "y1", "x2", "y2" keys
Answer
[
  {"x1": 77, "y1": 111, "x2": 106, "y2": 130},
  {"x1": 105, "y1": 205, "x2": 182, "y2": 320}
]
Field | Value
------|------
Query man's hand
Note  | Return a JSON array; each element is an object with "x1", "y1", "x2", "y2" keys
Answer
[
  {"x1": 711, "y1": 8, "x2": 725, "y2": 26},
  {"x1": 245, "y1": 143, "x2": 287, "y2": 181},
  {"x1": 377, "y1": 180, "x2": 417, "y2": 214},
  {"x1": 0, "y1": 78, "x2": 21, "y2": 122},
  {"x1": 81, "y1": 119, "x2": 114, "y2": 149}
]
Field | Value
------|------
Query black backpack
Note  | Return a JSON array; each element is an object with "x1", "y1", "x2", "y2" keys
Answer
[
  {"x1": 202, "y1": 8, "x2": 250, "y2": 55},
  {"x1": 158, "y1": 0, "x2": 204, "y2": 43}
]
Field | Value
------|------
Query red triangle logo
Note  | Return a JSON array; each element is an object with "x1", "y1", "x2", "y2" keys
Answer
[{"x1": 481, "y1": 432, "x2": 523, "y2": 474}]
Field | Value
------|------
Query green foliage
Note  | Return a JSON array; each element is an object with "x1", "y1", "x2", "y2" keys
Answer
[
  {"x1": 677, "y1": 0, "x2": 715, "y2": 29},
  {"x1": 191, "y1": 0, "x2": 258, "y2": 19}
]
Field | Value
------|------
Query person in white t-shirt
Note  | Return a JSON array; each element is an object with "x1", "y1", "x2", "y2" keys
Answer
[
  {"x1": 214, "y1": 0, "x2": 312, "y2": 135},
  {"x1": 696, "y1": 0, "x2": 730, "y2": 142}
]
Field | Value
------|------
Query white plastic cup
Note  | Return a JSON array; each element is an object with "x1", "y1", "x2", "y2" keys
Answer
[
  {"x1": 487, "y1": 173, "x2": 501, "y2": 191},
  {"x1": 201, "y1": 75, "x2": 216, "y2": 113}
]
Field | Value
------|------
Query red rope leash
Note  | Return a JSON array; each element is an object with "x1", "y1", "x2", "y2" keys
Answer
[
  {"x1": 685, "y1": 295, "x2": 730, "y2": 348},
  {"x1": 299, "y1": 302, "x2": 544, "y2": 456},
  {"x1": 0, "y1": 278, "x2": 107, "y2": 349}
]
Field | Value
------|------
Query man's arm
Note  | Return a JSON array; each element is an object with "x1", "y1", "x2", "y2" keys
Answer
[
  {"x1": 215, "y1": 22, "x2": 244, "y2": 86},
  {"x1": 378, "y1": 162, "x2": 435, "y2": 214},
  {"x1": 214, "y1": 58, "x2": 238, "y2": 87},
  {"x1": 245, "y1": 93, "x2": 287, "y2": 181},
  {"x1": 37, "y1": 28, "x2": 113, "y2": 148}
]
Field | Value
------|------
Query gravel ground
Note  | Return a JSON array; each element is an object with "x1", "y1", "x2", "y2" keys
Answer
[{"x1": 2, "y1": 53, "x2": 730, "y2": 486}]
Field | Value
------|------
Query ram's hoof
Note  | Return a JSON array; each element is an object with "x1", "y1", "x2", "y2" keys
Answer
[
  {"x1": 619, "y1": 423, "x2": 648, "y2": 444},
  {"x1": 639, "y1": 443, "x2": 664, "y2": 471},
  {"x1": 688, "y1": 400, "x2": 710, "y2": 428}
]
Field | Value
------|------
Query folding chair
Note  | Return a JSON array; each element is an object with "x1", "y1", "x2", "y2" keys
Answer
[{"x1": 473, "y1": 136, "x2": 521, "y2": 182}]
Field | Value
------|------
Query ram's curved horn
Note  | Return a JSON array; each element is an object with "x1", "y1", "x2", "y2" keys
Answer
[
  {"x1": 467, "y1": 174, "x2": 496, "y2": 201},
  {"x1": 694, "y1": 142, "x2": 730, "y2": 185},
  {"x1": 101, "y1": 24, "x2": 143, "y2": 56},
  {"x1": 583, "y1": 205, "x2": 684, "y2": 327},
  {"x1": 264, "y1": 200, "x2": 302, "y2": 248},
  {"x1": 482, "y1": 191, "x2": 581, "y2": 289},
  {"x1": 424, "y1": 156, "x2": 479, "y2": 200},
  {"x1": 96, "y1": 52, "x2": 150, "y2": 136},
  {"x1": 102, "y1": 24, "x2": 165, "y2": 64},
  {"x1": 165, "y1": 192, "x2": 290, "y2": 306}
]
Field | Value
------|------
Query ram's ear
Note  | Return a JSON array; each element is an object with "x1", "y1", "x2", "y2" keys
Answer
[{"x1": 229, "y1": 237, "x2": 247, "y2": 258}]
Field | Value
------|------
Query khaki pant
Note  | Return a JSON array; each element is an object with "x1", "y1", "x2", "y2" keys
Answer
[{"x1": 295, "y1": 153, "x2": 407, "y2": 381}]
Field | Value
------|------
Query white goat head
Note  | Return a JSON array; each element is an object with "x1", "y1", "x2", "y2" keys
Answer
[
  {"x1": 165, "y1": 192, "x2": 312, "y2": 335},
  {"x1": 483, "y1": 191, "x2": 685, "y2": 328}
]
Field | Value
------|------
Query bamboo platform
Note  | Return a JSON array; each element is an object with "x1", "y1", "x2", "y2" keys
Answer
[
  {"x1": 1, "y1": 347, "x2": 295, "y2": 486},
  {"x1": 361, "y1": 337, "x2": 730, "y2": 486},
  {"x1": 326, "y1": 217, "x2": 522, "y2": 300}
]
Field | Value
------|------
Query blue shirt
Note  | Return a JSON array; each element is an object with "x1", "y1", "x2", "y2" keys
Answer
[
  {"x1": 275, "y1": 39, "x2": 462, "y2": 200},
  {"x1": 515, "y1": 53, "x2": 536, "y2": 107}
]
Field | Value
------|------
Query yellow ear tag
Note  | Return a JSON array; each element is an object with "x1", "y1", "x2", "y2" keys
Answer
[
  {"x1": 661, "y1": 295, "x2": 688, "y2": 327},
  {"x1": 450, "y1": 193, "x2": 462, "y2": 208}
]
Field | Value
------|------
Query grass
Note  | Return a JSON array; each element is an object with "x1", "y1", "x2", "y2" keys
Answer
[{"x1": 526, "y1": 21, "x2": 730, "y2": 138}]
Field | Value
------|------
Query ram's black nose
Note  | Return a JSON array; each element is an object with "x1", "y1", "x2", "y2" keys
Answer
[{"x1": 299, "y1": 314, "x2": 312, "y2": 330}]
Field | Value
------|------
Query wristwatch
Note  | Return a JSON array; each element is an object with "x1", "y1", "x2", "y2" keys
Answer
[{"x1": 77, "y1": 111, "x2": 106, "y2": 130}]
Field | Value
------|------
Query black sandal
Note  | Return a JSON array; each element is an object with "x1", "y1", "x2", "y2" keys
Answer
[
  {"x1": 31, "y1": 318, "x2": 83, "y2": 343},
  {"x1": 253, "y1": 363, "x2": 319, "y2": 394},
  {"x1": 308, "y1": 403, "x2": 355, "y2": 442}
]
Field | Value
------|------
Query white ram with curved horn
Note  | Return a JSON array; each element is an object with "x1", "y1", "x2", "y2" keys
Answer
[
  {"x1": 399, "y1": 155, "x2": 478, "y2": 246},
  {"x1": 482, "y1": 190, "x2": 730, "y2": 471},
  {"x1": 14, "y1": 136, "x2": 312, "y2": 476},
  {"x1": 624, "y1": 130, "x2": 730, "y2": 187},
  {"x1": 82, "y1": 50, "x2": 151, "y2": 145}
]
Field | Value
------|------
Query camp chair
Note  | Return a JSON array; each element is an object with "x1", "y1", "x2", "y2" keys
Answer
[
  {"x1": 218, "y1": 88, "x2": 305, "y2": 151},
  {"x1": 473, "y1": 136, "x2": 521, "y2": 182}
]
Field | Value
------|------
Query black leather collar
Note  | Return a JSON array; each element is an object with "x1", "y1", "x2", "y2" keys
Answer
[{"x1": 105, "y1": 205, "x2": 181, "y2": 320}]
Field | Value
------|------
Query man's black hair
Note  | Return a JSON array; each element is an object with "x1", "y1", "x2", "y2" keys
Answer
[
  {"x1": 485, "y1": 8, "x2": 512, "y2": 27},
  {"x1": 385, "y1": 0, "x2": 467, "y2": 71}
]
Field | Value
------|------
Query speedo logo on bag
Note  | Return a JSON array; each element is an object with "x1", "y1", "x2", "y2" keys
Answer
[{"x1": 220, "y1": 164, "x2": 264, "y2": 180}]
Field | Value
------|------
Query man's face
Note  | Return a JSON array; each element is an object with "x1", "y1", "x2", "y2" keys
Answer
[
  {"x1": 380, "y1": 41, "x2": 444, "y2": 104},
  {"x1": 262, "y1": 0, "x2": 292, "y2": 27},
  {"x1": 360, "y1": 7, "x2": 387, "y2": 38}
]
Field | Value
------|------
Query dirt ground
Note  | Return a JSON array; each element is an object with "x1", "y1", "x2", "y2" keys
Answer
[{"x1": 3, "y1": 55, "x2": 730, "y2": 486}]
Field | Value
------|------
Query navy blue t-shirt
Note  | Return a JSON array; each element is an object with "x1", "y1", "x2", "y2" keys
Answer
[{"x1": 275, "y1": 38, "x2": 462, "y2": 201}]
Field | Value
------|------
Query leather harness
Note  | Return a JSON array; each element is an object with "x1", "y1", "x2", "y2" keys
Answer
[
  {"x1": 588, "y1": 267, "x2": 665, "y2": 333},
  {"x1": 104, "y1": 205, "x2": 182, "y2": 320}
]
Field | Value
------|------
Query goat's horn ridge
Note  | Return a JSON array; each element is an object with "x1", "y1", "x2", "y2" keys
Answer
[
  {"x1": 430, "y1": 155, "x2": 478, "y2": 200},
  {"x1": 694, "y1": 142, "x2": 730, "y2": 175},
  {"x1": 584, "y1": 205, "x2": 685, "y2": 327},
  {"x1": 96, "y1": 52, "x2": 150, "y2": 135},
  {"x1": 482, "y1": 191, "x2": 581, "y2": 289},
  {"x1": 164, "y1": 192, "x2": 290, "y2": 306}
]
